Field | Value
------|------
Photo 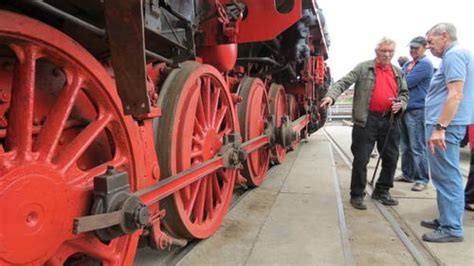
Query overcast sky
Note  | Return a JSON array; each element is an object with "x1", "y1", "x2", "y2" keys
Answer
[{"x1": 317, "y1": 0, "x2": 474, "y2": 80}]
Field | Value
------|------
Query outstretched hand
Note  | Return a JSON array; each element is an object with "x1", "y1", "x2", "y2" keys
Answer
[{"x1": 320, "y1": 96, "x2": 333, "y2": 109}]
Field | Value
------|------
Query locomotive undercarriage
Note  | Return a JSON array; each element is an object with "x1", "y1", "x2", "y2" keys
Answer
[{"x1": 0, "y1": 0, "x2": 331, "y2": 264}]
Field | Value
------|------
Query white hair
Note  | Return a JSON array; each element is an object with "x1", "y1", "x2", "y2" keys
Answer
[
  {"x1": 375, "y1": 37, "x2": 396, "y2": 50},
  {"x1": 427, "y1": 23, "x2": 457, "y2": 41}
]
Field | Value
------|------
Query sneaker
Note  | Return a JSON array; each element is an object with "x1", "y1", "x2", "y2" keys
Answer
[
  {"x1": 350, "y1": 197, "x2": 367, "y2": 210},
  {"x1": 394, "y1": 175, "x2": 415, "y2": 183},
  {"x1": 371, "y1": 190, "x2": 399, "y2": 206},
  {"x1": 422, "y1": 229, "x2": 463, "y2": 243},
  {"x1": 411, "y1": 183, "x2": 427, "y2": 192},
  {"x1": 420, "y1": 219, "x2": 440, "y2": 230}
]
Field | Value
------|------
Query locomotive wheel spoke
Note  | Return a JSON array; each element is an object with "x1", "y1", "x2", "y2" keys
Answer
[
  {"x1": 205, "y1": 175, "x2": 215, "y2": 219},
  {"x1": 217, "y1": 126, "x2": 232, "y2": 140},
  {"x1": 36, "y1": 75, "x2": 83, "y2": 162},
  {"x1": 210, "y1": 87, "x2": 220, "y2": 126},
  {"x1": 194, "y1": 120, "x2": 205, "y2": 137},
  {"x1": 214, "y1": 105, "x2": 228, "y2": 130},
  {"x1": 196, "y1": 95, "x2": 208, "y2": 127},
  {"x1": 6, "y1": 45, "x2": 39, "y2": 156},
  {"x1": 55, "y1": 114, "x2": 112, "y2": 172},
  {"x1": 211, "y1": 174, "x2": 223, "y2": 204},
  {"x1": 202, "y1": 76, "x2": 212, "y2": 123},
  {"x1": 193, "y1": 177, "x2": 207, "y2": 224},
  {"x1": 190, "y1": 149, "x2": 203, "y2": 160},
  {"x1": 184, "y1": 179, "x2": 202, "y2": 215}
]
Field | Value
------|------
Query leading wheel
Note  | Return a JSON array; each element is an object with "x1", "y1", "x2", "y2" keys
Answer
[
  {"x1": 156, "y1": 61, "x2": 238, "y2": 239},
  {"x1": 237, "y1": 77, "x2": 270, "y2": 187},
  {"x1": 0, "y1": 11, "x2": 143, "y2": 265}
]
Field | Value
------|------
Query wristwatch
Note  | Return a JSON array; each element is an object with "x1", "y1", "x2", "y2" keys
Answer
[{"x1": 434, "y1": 123, "x2": 447, "y2": 131}]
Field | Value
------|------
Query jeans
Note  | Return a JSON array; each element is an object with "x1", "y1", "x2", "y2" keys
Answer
[
  {"x1": 400, "y1": 109, "x2": 430, "y2": 184},
  {"x1": 426, "y1": 125, "x2": 466, "y2": 237},
  {"x1": 350, "y1": 113, "x2": 400, "y2": 197}
]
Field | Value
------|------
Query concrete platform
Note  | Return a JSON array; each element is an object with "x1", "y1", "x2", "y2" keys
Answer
[
  {"x1": 136, "y1": 124, "x2": 474, "y2": 265},
  {"x1": 325, "y1": 124, "x2": 473, "y2": 265}
]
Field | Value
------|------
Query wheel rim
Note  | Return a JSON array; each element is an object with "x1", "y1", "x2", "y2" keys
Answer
[
  {"x1": 156, "y1": 61, "x2": 238, "y2": 239},
  {"x1": 269, "y1": 83, "x2": 287, "y2": 164},
  {"x1": 286, "y1": 94, "x2": 299, "y2": 121},
  {"x1": 0, "y1": 11, "x2": 141, "y2": 265},
  {"x1": 237, "y1": 78, "x2": 270, "y2": 187}
]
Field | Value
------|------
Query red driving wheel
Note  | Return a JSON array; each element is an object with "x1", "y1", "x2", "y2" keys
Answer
[
  {"x1": 286, "y1": 94, "x2": 299, "y2": 150},
  {"x1": 237, "y1": 77, "x2": 270, "y2": 187},
  {"x1": 0, "y1": 11, "x2": 144, "y2": 265},
  {"x1": 269, "y1": 83, "x2": 287, "y2": 164},
  {"x1": 156, "y1": 61, "x2": 238, "y2": 239}
]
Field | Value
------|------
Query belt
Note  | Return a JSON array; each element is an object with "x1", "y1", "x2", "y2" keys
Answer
[{"x1": 369, "y1": 111, "x2": 391, "y2": 117}]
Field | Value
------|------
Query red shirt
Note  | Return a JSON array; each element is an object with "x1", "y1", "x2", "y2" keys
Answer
[{"x1": 369, "y1": 64, "x2": 397, "y2": 112}]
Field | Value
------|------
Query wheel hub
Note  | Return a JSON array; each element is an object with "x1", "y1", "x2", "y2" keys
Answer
[
  {"x1": 202, "y1": 129, "x2": 222, "y2": 160},
  {"x1": 0, "y1": 166, "x2": 67, "y2": 264}
]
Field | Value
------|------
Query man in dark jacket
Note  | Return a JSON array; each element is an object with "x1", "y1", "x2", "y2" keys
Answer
[
  {"x1": 395, "y1": 36, "x2": 433, "y2": 192},
  {"x1": 320, "y1": 37, "x2": 409, "y2": 210}
]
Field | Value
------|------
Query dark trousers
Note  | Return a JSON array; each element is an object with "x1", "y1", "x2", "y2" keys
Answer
[
  {"x1": 350, "y1": 113, "x2": 400, "y2": 198},
  {"x1": 465, "y1": 149, "x2": 474, "y2": 204}
]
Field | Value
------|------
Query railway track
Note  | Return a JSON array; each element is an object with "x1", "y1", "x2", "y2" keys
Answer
[
  {"x1": 135, "y1": 128, "x2": 439, "y2": 265},
  {"x1": 323, "y1": 128, "x2": 443, "y2": 266},
  {"x1": 134, "y1": 126, "x2": 472, "y2": 265}
]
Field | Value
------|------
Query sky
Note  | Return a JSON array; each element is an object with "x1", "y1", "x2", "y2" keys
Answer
[{"x1": 317, "y1": 0, "x2": 474, "y2": 80}]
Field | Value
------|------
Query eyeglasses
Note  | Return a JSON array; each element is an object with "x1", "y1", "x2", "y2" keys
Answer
[{"x1": 379, "y1": 49, "x2": 395, "y2": 54}]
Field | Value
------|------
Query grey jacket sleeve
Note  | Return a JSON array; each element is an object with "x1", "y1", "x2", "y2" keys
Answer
[{"x1": 325, "y1": 64, "x2": 361, "y2": 104}]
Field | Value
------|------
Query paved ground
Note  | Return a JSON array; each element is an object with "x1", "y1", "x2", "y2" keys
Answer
[
  {"x1": 135, "y1": 123, "x2": 474, "y2": 265},
  {"x1": 325, "y1": 124, "x2": 473, "y2": 265}
]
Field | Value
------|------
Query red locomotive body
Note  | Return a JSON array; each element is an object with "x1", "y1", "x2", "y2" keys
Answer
[{"x1": 0, "y1": 1, "x2": 330, "y2": 264}]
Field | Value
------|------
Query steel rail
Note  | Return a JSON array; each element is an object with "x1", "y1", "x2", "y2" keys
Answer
[
  {"x1": 327, "y1": 142, "x2": 354, "y2": 266},
  {"x1": 323, "y1": 128, "x2": 441, "y2": 266}
]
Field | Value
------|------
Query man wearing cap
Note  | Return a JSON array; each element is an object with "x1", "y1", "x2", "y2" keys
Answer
[
  {"x1": 320, "y1": 37, "x2": 409, "y2": 210},
  {"x1": 421, "y1": 22, "x2": 474, "y2": 243},
  {"x1": 395, "y1": 36, "x2": 433, "y2": 192}
]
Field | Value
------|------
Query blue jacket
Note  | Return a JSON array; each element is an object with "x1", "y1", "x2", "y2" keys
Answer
[{"x1": 402, "y1": 55, "x2": 433, "y2": 110}]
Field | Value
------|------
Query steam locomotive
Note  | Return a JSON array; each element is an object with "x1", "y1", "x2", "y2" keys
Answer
[{"x1": 0, "y1": 0, "x2": 330, "y2": 264}]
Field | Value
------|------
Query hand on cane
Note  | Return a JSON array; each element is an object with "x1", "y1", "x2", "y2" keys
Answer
[{"x1": 390, "y1": 98, "x2": 402, "y2": 114}]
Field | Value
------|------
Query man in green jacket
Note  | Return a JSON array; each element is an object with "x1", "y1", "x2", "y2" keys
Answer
[{"x1": 320, "y1": 37, "x2": 409, "y2": 210}]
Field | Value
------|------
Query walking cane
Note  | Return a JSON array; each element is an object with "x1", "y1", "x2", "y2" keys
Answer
[{"x1": 369, "y1": 100, "x2": 400, "y2": 187}]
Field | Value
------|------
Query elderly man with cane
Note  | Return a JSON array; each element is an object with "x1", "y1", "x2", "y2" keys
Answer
[{"x1": 320, "y1": 37, "x2": 408, "y2": 210}]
